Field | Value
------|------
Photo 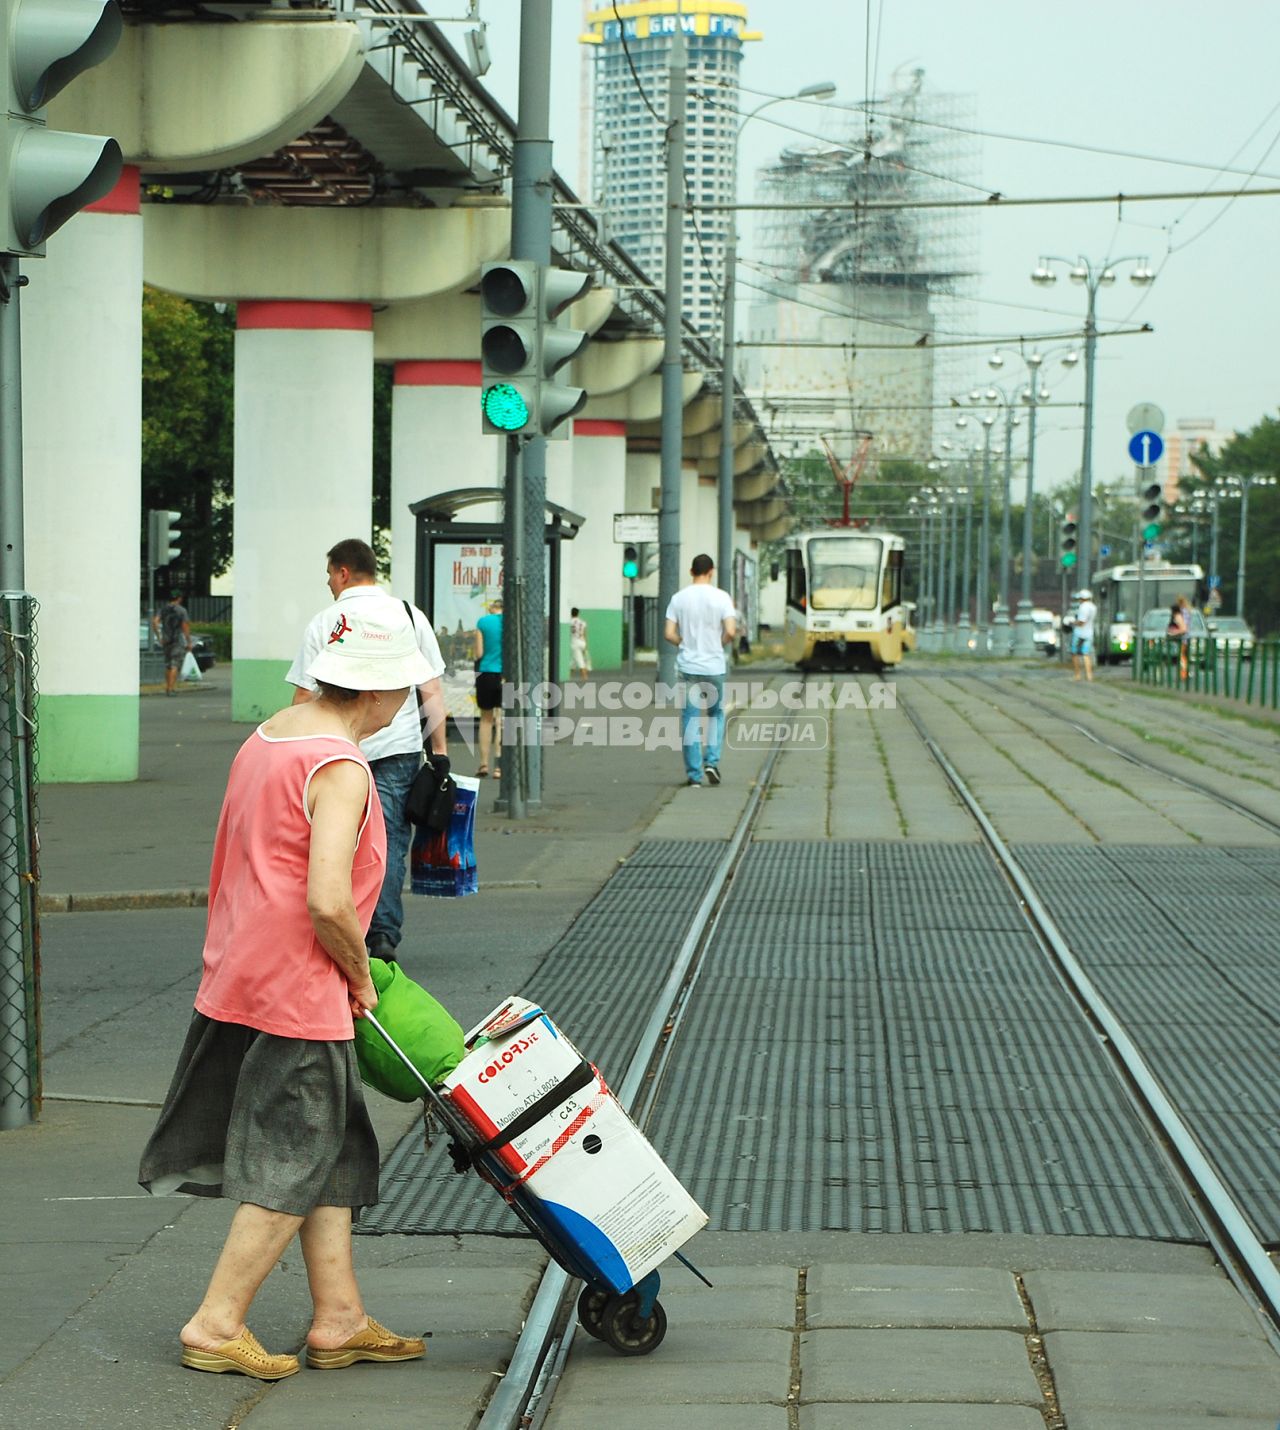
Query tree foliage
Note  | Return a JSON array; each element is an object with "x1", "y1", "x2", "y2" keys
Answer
[{"x1": 141, "y1": 287, "x2": 234, "y2": 597}]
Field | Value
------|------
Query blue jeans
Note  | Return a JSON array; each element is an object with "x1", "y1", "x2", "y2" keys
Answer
[
  {"x1": 679, "y1": 675, "x2": 724, "y2": 782},
  {"x1": 368, "y1": 751, "x2": 419, "y2": 951}
]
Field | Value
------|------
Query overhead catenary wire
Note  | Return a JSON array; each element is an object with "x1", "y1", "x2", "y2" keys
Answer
[{"x1": 690, "y1": 185, "x2": 1280, "y2": 212}]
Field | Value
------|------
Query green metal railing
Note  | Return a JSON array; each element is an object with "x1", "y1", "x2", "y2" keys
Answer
[{"x1": 1135, "y1": 635, "x2": 1280, "y2": 711}]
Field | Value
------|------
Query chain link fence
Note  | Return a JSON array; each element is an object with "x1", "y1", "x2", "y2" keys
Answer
[{"x1": 1, "y1": 593, "x2": 40, "y2": 1130}]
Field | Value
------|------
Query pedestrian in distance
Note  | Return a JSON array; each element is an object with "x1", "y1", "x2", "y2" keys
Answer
[
  {"x1": 569, "y1": 606, "x2": 592, "y2": 680},
  {"x1": 1167, "y1": 593, "x2": 1191, "y2": 682},
  {"x1": 664, "y1": 554, "x2": 737, "y2": 787},
  {"x1": 153, "y1": 590, "x2": 193, "y2": 697},
  {"x1": 474, "y1": 597, "x2": 503, "y2": 778},
  {"x1": 1069, "y1": 586, "x2": 1097, "y2": 683},
  {"x1": 287, "y1": 539, "x2": 448, "y2": 965},
  {"x1": 138, "y1": 606, "x2": 431, "y2": 1381}
]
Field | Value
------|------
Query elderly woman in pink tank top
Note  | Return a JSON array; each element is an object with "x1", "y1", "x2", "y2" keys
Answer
[{"x1": 140, "y1": 606, "x2": 433, "y2": 1380}]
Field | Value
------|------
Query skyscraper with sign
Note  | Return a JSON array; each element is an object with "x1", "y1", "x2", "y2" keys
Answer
[{"x1": 580, "y1": 2, "x2": 759, "y2": 340}]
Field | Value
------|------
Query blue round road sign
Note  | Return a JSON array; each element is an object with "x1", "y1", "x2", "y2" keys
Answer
[{"x1": 1128, "y1": 429, "x2": 1164, "y2": 467}]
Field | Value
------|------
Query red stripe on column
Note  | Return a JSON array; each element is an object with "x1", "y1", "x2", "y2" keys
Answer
[
  {"x1": 394, "y1": 360, "x2": 483, "y2": 386},
  {"x1": 574, "y1": 419, "x2": 627, "y2": 437},
  {"x1": 237, "y1": 302, "x2": 373, "y2": 332},
  {"x1": 85, "y1": 165, "x2": 140, "y2": 215}
]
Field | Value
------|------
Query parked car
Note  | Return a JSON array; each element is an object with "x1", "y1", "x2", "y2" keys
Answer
[
  {"x1": 138, "y1": 620, "x2": 216, "y2": 672},
  {"x1": 1207, "y1": 616, "x2": 1255, "y2": 660}
]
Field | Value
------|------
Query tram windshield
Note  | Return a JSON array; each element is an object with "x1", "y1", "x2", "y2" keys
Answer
[{"x1": 807, "y1": 537, "x2": 882, "y2": 611}]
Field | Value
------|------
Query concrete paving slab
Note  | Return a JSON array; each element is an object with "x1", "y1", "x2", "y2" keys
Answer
[
  {"x1": 1023, "y1": 1268, "x2": 1264, "y2": 1335},
  {"x1": 1068, "y1": 1415, "x2": 1279, "y2": 1430},
  {"x1": 806, "y1": 1265, "x2": 1026, "y2": 1330},
  {"x1": 1045, "y1": 1329, "x2": 1280, "y2": 1416},
  {"x1": 801, "y1": 1406, "x2": 1045, "y2": 1429},
  {"x1": 800, "y1": 1328, "x2": 1040, "y2": 1403},
  {"x1": 653, "y1": 1284, "x2": 797, "y2": 1327},
  {"x1": 555, "y1": 1326, "x2": 793, "y2": 1404},
  {"x1": 547, "y1": 1406, "x2": 789, "y2": 1430}
]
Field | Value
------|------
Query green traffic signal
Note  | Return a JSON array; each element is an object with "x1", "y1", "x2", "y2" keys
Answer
[
  {"x1": 1142, "y1": 522, "x2": 1161, "y2": 543},
  {"x1": 622, "y1": 545, "x2": 639, "y2": 579},
  {"x1": 1139, "y1": 481, "x2": 1162, "y2": 545},
  {"x1": 1061, "y1": 551, "x2": 1078, "y2": 568},
  {"x1": 481, "y1": 382, "x2": 530, "y2": 433}
]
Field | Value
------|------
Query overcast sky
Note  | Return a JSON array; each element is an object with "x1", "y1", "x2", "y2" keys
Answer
[{"x1": 479, "y1": 1, "x2": 1280, "y2": 497}]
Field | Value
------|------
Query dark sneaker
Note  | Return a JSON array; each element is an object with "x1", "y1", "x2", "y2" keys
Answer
[
  {"x1": 686, "y1": 777, "x2": 702, "y2": 787},
  {"x1": 704, "y1": 765, "x2": 721, "y2": 786}
]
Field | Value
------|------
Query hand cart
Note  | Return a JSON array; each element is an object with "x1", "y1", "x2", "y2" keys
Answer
[{"x1": 363, "y1": 1008, "x2": 706, "y2": 1356}]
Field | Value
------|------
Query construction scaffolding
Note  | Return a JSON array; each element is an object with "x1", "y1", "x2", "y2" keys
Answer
[{"x1": 739, "y1": 68, "x2": 978, "y2": 486}]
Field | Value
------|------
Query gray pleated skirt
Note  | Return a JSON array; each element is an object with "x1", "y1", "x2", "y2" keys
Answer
[{"x1": 139, "y1": 1013, "x2": 379, "y2": 1216}]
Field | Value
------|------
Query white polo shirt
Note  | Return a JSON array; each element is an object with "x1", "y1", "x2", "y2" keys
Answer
[
  {"x1": 665, "y1": 582, "x2": 736, "y2": 676},
  {"x1": 286, "y1": 585, "x2": 445, "y2": 761}
]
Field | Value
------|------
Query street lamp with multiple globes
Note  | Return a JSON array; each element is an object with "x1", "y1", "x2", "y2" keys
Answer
[
  {"x1": 718, "y1": 80, "x2": 836, "y2": 581},
  {"x1": 1030, "y1": 255, "x2": 1155, "y2": 588},
  {"x1": 956, "y1": 399, "x2": 1013, "y2": 653},
  {"x1": 988, "y1": 345, "x2": 1080, "y2": 655},
  {"x1": 1213, "y1": 474, "x2": 1278, "y2": 621}
]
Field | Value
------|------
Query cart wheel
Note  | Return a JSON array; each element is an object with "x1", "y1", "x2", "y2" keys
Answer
[
  {"x1": 600, "y1": 1291, "x2": 667, "y2": 1356},
  {"x1": 577, "y1": 1286, "x2": 610, "y2": 1341}
]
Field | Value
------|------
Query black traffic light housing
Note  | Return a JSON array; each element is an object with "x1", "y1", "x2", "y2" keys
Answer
[
  {"x1": 1060, "y1": 516, "x2": 1078, "y2": 569},
  {"x1": 1140, "y1": 480, "x2": 1163, "y2": 543},
  {"x1": 621, "y1": 545, "x2": 639, "y2": 580}
]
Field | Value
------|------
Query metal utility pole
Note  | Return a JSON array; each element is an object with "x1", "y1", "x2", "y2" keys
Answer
[
  {"x1": 0, "y1": 258, "x2": 23, "y2": 593},
  {"x1": 947, "y1": 488, "x2": 958, "y2": 648},
  {"x1": 959, "y1": 461, "x2": 974, "y2": 642},
  {"x1": 978, "y1": 420, "x2": 994, "y2": 652},
  {"x1": 994, "y1": 406, "x2": 1015, "y2": 652},
  {"x1": 1078, "y1": 283, "x2": 1098, "y2": 588},
  {"x1": 717, "y1": 225, "x2": 735, "y2": 586},
  {"x1": 500, "y1": 0, "x2": 556, "y2": 816},
  {"x1": 656, "y1": 13, "x2": 687, "y2": 688},
  {"x1": 1014, "y1": 375, "x2": 1039, "y2": 655}
]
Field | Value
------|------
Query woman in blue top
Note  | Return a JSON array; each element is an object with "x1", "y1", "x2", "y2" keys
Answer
[{"x1": 473, "y1": 598, "x2": 503, "y2": 777}]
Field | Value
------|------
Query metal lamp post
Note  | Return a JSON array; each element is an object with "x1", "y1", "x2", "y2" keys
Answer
[
  {"x1": 718, "y1": 81, "x2": 835, "y2": 582},
  {"x1": 989, "y1": 346, "x2": 1079, "y2": 655},
  {"x1": 1223, "y1": 474, "x2": 1277, "y2": 620},
  {"x1": 956, "y1": 410, "x2": 999, "y2": 654},
  {"x1": 1030, "y1": 255, "x2": 1154, "y2": 587}
]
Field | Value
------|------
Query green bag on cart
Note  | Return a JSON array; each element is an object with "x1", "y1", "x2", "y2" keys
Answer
[{"x1": 353, "y1": 958, "x2": 465, "y2": 1101}]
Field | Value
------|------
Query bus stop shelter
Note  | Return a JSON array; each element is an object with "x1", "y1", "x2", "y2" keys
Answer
[{"x1": 408, "y1": 488, "x2": 584, "y2": 693}]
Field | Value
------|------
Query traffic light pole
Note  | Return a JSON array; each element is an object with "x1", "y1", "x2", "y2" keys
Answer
[
  {"x1": 656, "y1": 18, "x2": 687, "y2": 689},
  {"x1": 0, "y1": 257, "x2": 24, "y2": 592},
  {"x1": 500, "y1": 0, "x2": 555, "y2": 819}
]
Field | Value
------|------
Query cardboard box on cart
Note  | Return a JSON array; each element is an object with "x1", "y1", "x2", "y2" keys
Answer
[{"x1": 440, "y1": 998, "x2": 707, "y2": 1295}]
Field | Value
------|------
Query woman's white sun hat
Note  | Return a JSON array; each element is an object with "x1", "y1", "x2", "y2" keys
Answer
[{"x1": 307, "y1": 607, "x2": 432, "y2": 691}]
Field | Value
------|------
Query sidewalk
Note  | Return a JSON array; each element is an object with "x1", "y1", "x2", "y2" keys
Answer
[{"x1": 6, "y1": 667, "x2": 1280, "y2": 1428}]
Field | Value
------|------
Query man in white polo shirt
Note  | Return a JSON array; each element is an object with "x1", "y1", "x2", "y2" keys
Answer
[
  {"x1": 664, "y1": 553, "x2": 736, "y2": 787},
  {"x1": 287, "y1": 538, "x2": 447, "y2": 963}
]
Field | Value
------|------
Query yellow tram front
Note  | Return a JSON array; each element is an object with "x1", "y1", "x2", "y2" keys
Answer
[{"x1": 782, "y1": 529, "x2": 908, "y2": 672}]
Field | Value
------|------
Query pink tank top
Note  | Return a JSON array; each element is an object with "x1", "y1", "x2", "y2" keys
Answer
[{"x1": 194, "y1": 728, "x2": 386, "y2": 1041}]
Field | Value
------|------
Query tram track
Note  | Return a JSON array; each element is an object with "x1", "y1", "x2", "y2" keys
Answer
[
  {"x1": 476, "y1": 727, "x2": 793, "y2": 1430},
  {"x1": 994, "y1": 676, "x2": 1280, "y2": 840},
  {"x1": 898, "y1": 686, "x2": 1280, "y2": 1354}
]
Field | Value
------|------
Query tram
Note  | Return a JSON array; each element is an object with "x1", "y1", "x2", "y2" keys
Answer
[{"x1": 782, "y1": 528, "x2": 909, "y2": 671}]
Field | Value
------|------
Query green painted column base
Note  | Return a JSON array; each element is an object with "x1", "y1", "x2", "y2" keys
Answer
[
  {"x1": 38, "y1": 693, "x2": 139, "y2": 783},
  {"x1": 233, "y1": 658, "x2": 295, "y2": 724}
]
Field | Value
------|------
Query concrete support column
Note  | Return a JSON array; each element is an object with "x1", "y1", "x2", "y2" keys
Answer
[
  {"x1": 22, "y1": 168, "x2": 142, "y2": 781},
  {"x1": 232, "y1": 301, "x2": 373, "y2": 721},
  {"x1": 570, "y1": 420, "x2": 627, "y2": 673},
  {"x1": 390, "y1": 361, "x2": 502, "y2": 601}
]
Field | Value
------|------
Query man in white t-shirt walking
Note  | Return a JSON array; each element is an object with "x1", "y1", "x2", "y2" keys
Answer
[
  {"x1": 287, "y1": 538, "x2": 448, "y2": 963},
  {"x1": 664, "y1": 554, "x2": 737, "y2": 787}
]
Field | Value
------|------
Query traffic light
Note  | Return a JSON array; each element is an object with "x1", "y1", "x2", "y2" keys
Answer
[
  {"x1": 480, "y1": 258, "x2": 537, "y2": 435},
  {"x1": 537, "y1": 266, "x2": 591, "y2": 438},
  {"x1": 1060, "y1": 516, "x2": 1078, "y2": 568},
  {"x1": 1139, "y1": 480, "x2": 1163, "y2": 543},
  {"x1": 147, "y1": 508, "x2": 180, "y2": 567},
  {"x1": 621, "y1": 545, "x2": 639, "y2": 580},
  {"x1": 2, "y1": 0, "x2": 124, "y2": 258},
  {"x1": 479, "y1": 261, "x2": 593, "y2": 439}
]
